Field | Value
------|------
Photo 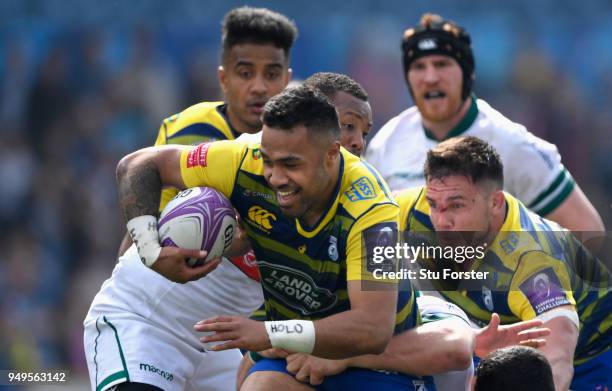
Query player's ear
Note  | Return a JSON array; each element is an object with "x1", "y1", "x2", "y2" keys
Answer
[
  {"x1": 326, "y1": 140, "x2": 341, "y2": 162},
  {"x1": 491, "y1": 190, "x2": 505, "y2": 213},
  {"x1": 218, "y1": 66, "x2": 228, "y2": 94}
]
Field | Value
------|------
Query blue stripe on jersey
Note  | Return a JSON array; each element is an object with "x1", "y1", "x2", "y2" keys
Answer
[
  {"x1": 518, "y1": 203, "x2": 540, "y2": 244},
  {"x1": 537, "y1": 220, "x2": 566, "y2": 260},
  {"x1": 412, "y1": 209, "x2": 435, "y2": 231},
  {"x1": 167, "y1": 123, "x2": 227, "y2": 141}
]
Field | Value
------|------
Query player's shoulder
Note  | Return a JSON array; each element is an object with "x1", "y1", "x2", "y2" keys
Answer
[
  {"x1": 473, "y1": 99, "x2": 528, "y2": 138},
  {"x1": 163, "y1": 101, "x2": 224, "y2": 127},
  {"x1": 368, "y1": 106, "x2": 421, "y2": 151},
  {"x1": 161, "y1": 101, "x2": 232, "y2": 141},
  {"x1": 488, "y1": 193, "x2": 562, "y2": 270},
  {"x1": 339, "y1": 149, "x2": 398, "y2": 219},
  {"x1": 393, "y1": 186, "x2": 425, "y2": 208},
  {"x1": 236, "y1": 142, "x2": 264, "y2": 175},
  {"x1": 474, "y1": 99, "x2": 554, "y2": 147}
]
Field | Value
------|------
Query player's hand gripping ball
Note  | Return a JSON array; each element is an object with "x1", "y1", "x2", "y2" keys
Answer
[{"x1": 158, "y1": 187, "x2": 236, "y2": 266}]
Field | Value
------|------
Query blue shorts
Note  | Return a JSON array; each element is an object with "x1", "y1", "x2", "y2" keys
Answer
[
  {"x1": 247, "y1": 357, "x2": 436, "y2": 391},
  {"x1": 572, "y1": 348, "x2": 612, "y2": 390}
]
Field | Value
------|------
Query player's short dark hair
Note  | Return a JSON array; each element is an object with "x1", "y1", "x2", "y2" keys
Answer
[
  {"x1": 424, "y1": 136, "x2": 503, "y2": 188},
  {"x1": 263, "y1": 86, "x2": 340, "y2": 140},
  {"x1": 303, "y1": 72, "x2": 368, "y2": 102},
  {"x1": 221, "y1": 7, "x2": 298, "y2": 62},
  {"x1": 475, "y1": 346, "x2": 555, "y2": 391}
]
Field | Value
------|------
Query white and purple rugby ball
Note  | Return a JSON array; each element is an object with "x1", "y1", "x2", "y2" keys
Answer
[{"x1": 158, "y1": 187, "x2": 236, "y2": 266}]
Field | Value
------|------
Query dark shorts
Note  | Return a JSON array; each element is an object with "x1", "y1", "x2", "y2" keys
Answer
[{"x1": 247, "y1": 356, "x2": 436, "y2": 391}]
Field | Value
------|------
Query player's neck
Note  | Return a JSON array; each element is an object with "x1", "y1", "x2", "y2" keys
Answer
[
  {"x1": 226, "y1": 106, "x2": 260, "y2": 135},
  {"x1": 422, "y1": 98, "x2": 472, "y2": 141}
]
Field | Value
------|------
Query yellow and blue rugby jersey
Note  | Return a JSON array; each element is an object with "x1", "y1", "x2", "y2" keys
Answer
[
  {"x1": 180, "y1": 140, "x2": 418, "y2": 333},
  {"x1": 396, "y1": 187, "x2": 611, "y2": 364},
  {"x1": 155, "y1": 101, "x2": 239, "y2": 210}
]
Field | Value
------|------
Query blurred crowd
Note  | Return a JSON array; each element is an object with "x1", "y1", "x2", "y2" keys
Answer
[{"x1": 0, "y1": 0, "x2": 611, "y2": 381}]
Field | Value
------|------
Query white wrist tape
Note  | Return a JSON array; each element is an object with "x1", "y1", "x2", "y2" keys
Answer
[
  {"x1": 127, "y1": 215, "x2": 162, "y2": 267},
  {"x1": 264, "y1": 320, "x2": 315, "y2": 354}
]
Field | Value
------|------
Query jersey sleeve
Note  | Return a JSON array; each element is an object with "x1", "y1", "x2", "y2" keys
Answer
[
  {"x1": 394, "y1": 187, "x2": 424, "y2": 231},
  {"x1": 505, "y1": 132, "x2": 575, "y2": 216},
  {"x1": 179, "y1": 140, "x2": 247, "y2": 199},
  {"x1": 345, "y1": 202, "x2": 400, "y2": 283},
  {"x1": 154, "y1": 118, "x2": 169, "y2": 146},
  {"x1": 507, "y1": 250, "x2": 576, "y2": 321}
]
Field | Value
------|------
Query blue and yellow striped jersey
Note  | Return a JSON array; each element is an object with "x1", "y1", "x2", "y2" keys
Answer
[
  {"x1": 180, "y1": 140, "x2": 418, "y2": 333},
  {"x1": 396, "y1": 187, "x2": 611, "y2": 364},
  {"x1": 155, "y1": 101, "x2": 239, "y2": 209}
]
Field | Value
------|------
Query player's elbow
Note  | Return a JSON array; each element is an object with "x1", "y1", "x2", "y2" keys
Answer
[
  {"x1": 116, "y1": 148, "x2": 151, "y2": 183},
  {"x1": 442, "y1": 338, "x2": 474, "y2": 371},
  {"x1": 433, "y1": 323, "x2": 474, "y2": 372},
  {"x1": 116, "y1": 150, "x2": 138, "y2": 183},
  {"x1": 363, "y1": 322, "x2": 394, "y2": 355}
]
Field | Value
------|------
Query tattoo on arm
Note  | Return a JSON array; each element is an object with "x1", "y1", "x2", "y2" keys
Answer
[{"x1": 117, "y1": 162, "x2": 162, "y2": 222}]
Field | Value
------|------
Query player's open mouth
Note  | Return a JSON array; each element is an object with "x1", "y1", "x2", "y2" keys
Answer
[
  {"x1": 249, "y1": 102, "x2": 266, "y2": 114},
  {"x1": 424, "y1": 91, "x2": 446, "y2": 100},
  {"x1": 277, "y1": 190, "x2": 299, "y2": 205}
]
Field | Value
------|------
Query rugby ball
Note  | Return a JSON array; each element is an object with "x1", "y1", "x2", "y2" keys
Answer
[{"x1": 158, "y1": 187, "x2": 236, "y2": 266}]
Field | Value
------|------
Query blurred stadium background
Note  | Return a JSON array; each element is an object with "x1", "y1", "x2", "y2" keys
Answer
[{"x1": 0, "y1": 0, "x2": 611, "y2": 388}]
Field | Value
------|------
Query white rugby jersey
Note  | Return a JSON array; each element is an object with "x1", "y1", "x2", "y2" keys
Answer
[
  {"x1": 85, "y1": 245, "x2": 264, "y2": 349},
  {"x1": 366, "y1": 96, "x2": 575, "y2": 216}
]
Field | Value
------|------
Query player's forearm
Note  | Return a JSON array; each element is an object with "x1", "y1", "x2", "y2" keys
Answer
[
  {"x1": 311, "y1": 307, "x2": 395, "y2": 359},
  {"x1": 345, "y1": 319, "x2": 474, "y2": 376},
  {"x1": 116, "y1": 148, "x2": 165, "y2": 221}
]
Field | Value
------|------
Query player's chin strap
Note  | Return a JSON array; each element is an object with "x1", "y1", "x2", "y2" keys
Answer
[
  {"x1": 264, "y1": 320, "x2": 316, "y2": 354},
  {"x1": 127, "y1": 215, "x2": 162, "y2": 267}
]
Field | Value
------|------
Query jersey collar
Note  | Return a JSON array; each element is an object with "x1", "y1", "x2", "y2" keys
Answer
[
  {"x1": 216, "y1": 103, "x2": 242, "y2": 139},
  {"x1": 423, "y1": 94, "x2": 479, "y2": 141},
  {"x1": 295, "y1": 153, "x2": 345, "y2": 238}
]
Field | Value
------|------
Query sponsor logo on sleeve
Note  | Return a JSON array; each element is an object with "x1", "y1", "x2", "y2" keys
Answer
[
  {"x1": 186, "y1": 143, "x2": 210, "y2": 168},
  {"x1": 519, "y1": 268, "x2": 570, "y2": 315},
  {"x1": 364, "y1": 222, "x2": 398, "y2": 273},
  {"x1": 345, "y1": 176, "x2": 377, "y2": 202}
]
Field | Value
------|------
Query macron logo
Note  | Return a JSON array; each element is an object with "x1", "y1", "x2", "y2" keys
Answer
[{"x1": 418, "y1": 38, "x2": 437, "y2": 50}]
